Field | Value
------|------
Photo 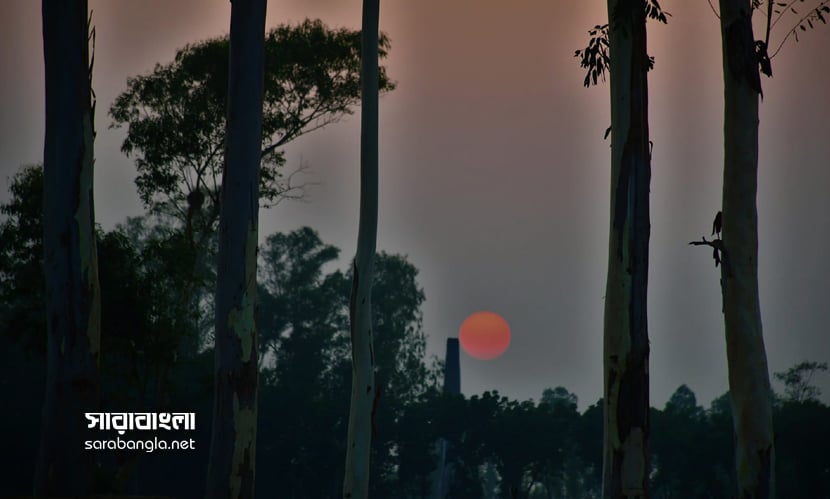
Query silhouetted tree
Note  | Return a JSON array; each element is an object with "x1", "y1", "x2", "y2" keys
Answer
[
  {"x1": 0, "y1": 165, "x2": 46, "y2": 355},
  {"x1": 0, "y1": 165, "x2": 48, "y2": 496},
  {"x1": 253, "y1": 228, "x2": 436, "y2": 497},
  {"x1": 650, "y1": 386, "x2": 724, "y2": 498},
  {"x1": 536, "y1": 387, "x2": 583, "y2": 498},
  {"x1": 109, "y1": 20, "x2": 396, "y2": 355},
  {"x1": 36, "y1": 1, "x2": 102, "y2": 494},
  {"x1": 775, "y1": 397, "x2": 830, "y2": 497},
  {"x1": 108, "y1": 19, "x2": 395, "y2": 251},
  {"x1": 773, "y1": 360, "x2": 828, "y2": 403},
  {"x1": 205, "y1": 0, "x2": 266, "y2": 497}
]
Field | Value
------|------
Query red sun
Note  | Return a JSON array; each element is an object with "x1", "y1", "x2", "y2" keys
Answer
[{"x1": 459, "y1": 311, "x2": 511, "y2": 360}]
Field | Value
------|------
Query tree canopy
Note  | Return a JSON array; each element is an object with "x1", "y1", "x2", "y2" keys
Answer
[{"x1": 109, "y1": 18, "x2": 395, "y2": 247}]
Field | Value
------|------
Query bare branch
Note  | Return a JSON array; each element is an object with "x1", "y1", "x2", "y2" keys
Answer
[
  {"x1": 261, "y1": 158, "x2": 320, "y2": 209},
  {"x1": 689, "y1": 236, "x2": 727, "y2": 269},
  {"x1": 688, "y1": 236, "x2": 724, "y2": 250}
]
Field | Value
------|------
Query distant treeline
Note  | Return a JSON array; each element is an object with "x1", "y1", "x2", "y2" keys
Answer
[{"x1": 1, "y1": 164, "x2": 828, "y2": 498}]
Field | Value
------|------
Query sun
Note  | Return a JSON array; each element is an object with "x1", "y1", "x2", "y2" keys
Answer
[{"x1": 459, "y1": 311, "x2": 511, "y2": 360}]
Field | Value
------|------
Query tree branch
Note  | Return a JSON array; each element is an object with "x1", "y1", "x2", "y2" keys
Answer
[{"x1": 689, "y1": 235, "x2": 733, "y2": 277}]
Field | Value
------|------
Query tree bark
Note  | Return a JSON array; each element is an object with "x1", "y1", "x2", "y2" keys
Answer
[
  {"x1": 602, "y1": 1, "x2": 651, "y2": 497},
  {"x1": 343, "y1": 0, "x2": 380, "y2": 497},
  {"x1": 717, "y1": 1, "x2": 776, "y2": 497},
  {"x1": 205, "y1": 0, "x2": 266, "y2": 497},
  {"x1": 35, "y1": 0, "x2": 101, "y2": 495}
]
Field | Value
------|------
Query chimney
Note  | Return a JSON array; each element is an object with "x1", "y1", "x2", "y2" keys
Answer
[
  {"x1": 444, "y1": 338, "x2": 460, "y2": 395},
  {"x1": 431, "y1": 338, "x2": 461, "y2": 499}
]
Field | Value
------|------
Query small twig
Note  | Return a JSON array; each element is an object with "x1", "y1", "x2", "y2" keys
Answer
[
  {"x1": 771, "y1": 0, "x2": 801, "y2": 31},
  {"x1": 706, "y1": 0, "x2": 721, "y2": 19},
  {"x1": 261, "y1": 158, "x2": 320, "y2": 208},
  {"x1": 689, "y1": 236, "x2": 726, "y2": 268},
  {"x1": 689, "y1": 235, "x2": 724, "y2": 250},
  {"x1": 770, "y1": 0, "x2": 830, "y2": 59}
]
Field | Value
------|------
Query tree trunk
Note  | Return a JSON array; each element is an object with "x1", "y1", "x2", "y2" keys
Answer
[
  {"x1": 602, "y1": 0, "x2": 651, "y2": 497},
  {"x1": 205, "y1": 0, "x2": 266, "y2": 497},
  {"x1": 343, "y1": 0, "x2": 380, "y2": 497},
  {"x1": 35, "y1": 0, "x2": 101, "y2": 494},
  {"x1": 717, "y1": 1, "x2": 775, "y2": 497}
]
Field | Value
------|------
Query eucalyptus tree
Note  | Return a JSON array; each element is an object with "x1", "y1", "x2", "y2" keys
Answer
[
  {"x1": 343, "y1": 0, "x2": 381, "y2": 495},
  {"x1": 689, "y1": 2, "x2": 829, "y2": 496},
  {"x1": 35, "y1": 1, "x2": 101, "y2": 494},
  {"x1": 576, "y1": 1, "x2": 668, "y2": 496},
  {"x1": 205, "y1": 0, "x2": 266, "y2": 497},
  {"x1": 709, "y1": 3, "x2": 775, "y2": 495}
]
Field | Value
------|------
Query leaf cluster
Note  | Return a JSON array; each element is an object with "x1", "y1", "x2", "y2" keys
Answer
[
  {"x1": 575, "y1": 1, "x2": 669, "y2": 88},
  {"x1": 773, "y1": 0, "x2": 830, "y2": 47},
  {"x1": 574, "y1": 24, "x2": 610, "y2": 87},
  {"x1": 646, "y1": 0, "x2": 671, "y2": 23}
]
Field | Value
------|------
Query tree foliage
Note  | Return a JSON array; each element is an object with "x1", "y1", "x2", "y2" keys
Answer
[
  {"x1": 109, "y1": 19, "x2": 395, "y2": 245},
  {"x1": 258, "y1": 227, "x2": 348, "y2": 388},
  {"x1": 254, "y1": 228, "x2": 435, "y2": 498},
  {"x1": 773, "y1": 360, "x2": 828, "y2": 403},
  {"x1": 0, "y1": 165, "x2": 46, "y2": 354},
  {"x1": 574, "y1": 0, "x2": 670, "y2": 88}
]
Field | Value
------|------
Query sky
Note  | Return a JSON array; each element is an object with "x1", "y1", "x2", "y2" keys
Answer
[{"x1": 3, "y1": 0, "x2": 829, "y2": 412}]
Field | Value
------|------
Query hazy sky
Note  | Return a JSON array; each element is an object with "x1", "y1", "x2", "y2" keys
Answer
[{"x1": 3, "y1": 0, "x2": 829, "y2": 411}]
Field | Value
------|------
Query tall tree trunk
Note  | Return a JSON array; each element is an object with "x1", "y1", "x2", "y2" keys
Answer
[
  {"x1": 343, "y1": 0, "x2": 380, "y2": 497},
  {"x1": 602, "y1": 0, "x2": 651, "y2": 497},
  {"x1": 205, "y1": 0, "x2": 266, "y2": 497},
  {"x1": 35, "y1": 0, "x2": 101, "y2": 495},
  {"x1": 718, "y1": 1, "x2": 775, "y2": 497}
]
